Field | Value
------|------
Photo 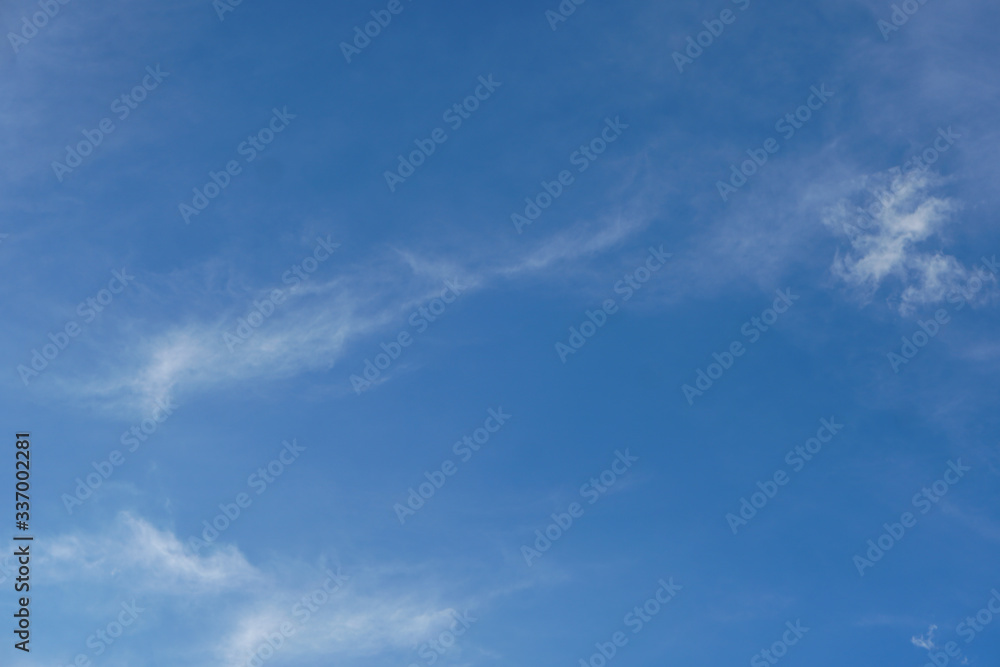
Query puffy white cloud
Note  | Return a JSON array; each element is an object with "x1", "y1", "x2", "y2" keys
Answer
[{"x1": 825, "y1": 169, "x2": 982, "y2": 314}]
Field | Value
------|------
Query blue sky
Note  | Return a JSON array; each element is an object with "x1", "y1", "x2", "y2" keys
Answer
[{"x1": 2, "y1": 0, "x2": 1000, "y2": 665}]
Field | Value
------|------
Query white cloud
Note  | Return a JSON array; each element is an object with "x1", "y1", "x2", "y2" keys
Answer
[
  {"x1": 825, "y1": 169, "x2": 976, "y2": 314},
  {"x1": 37, "y1": 512, "x2": 494, "y2": 667},
  {"x1": 499, "y1": 211, "x2": 647, "y2": 277},
  {"x1": 219, "y1": 592, "x2": 470, "y2": 667},
  {"x1": 34, "y1": 512, "x2": 494, "y2": 664},
  {"x1": 50, "y1": 210, "x2": 647, "y2": 418},
  {"x1": 48, "y1": 248, "x2": 473, "y2": 416},
  {"x1": 42, "y1": 512, "x2": 260, "y2": 593},
  {"x1": 911, "y1": 624, "x2": 938, "y2": 650}
]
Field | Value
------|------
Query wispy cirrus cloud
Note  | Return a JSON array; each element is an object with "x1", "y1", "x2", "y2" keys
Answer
[
  {"x1": 42, "y1": 512, "x2": 260, "y2": 593},
  {"x1": 42, "y1": 208, "x2": 649, "y2": 418},
  {"x1": 39, "y1": 511, "x2": 497, "y2": 667}
]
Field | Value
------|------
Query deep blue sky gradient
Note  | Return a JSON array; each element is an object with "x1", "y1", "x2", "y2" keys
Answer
[{"x1": 2, "y1": 0, "x2": 1000, "y2": 666}]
